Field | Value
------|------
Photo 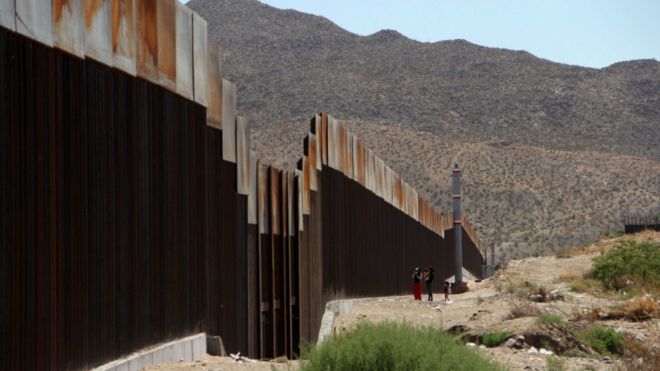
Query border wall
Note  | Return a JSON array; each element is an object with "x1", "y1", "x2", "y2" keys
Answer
[{"x1": 0, "y1": 2, "x2": 483, "y2": 369}]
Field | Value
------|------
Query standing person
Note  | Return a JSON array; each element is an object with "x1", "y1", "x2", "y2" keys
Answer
[
  {"x1": 412, "y1": 267, "x2": 422, "y2": 300},
  {"x1": 425, "y1": 267, "x2": 435, "y2": 301},
  {"x1": 444, "y1": 281, "x2": 451, "y2": 302}
]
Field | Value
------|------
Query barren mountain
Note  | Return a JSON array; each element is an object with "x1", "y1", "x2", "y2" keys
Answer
[
  {"x1": 189, "y1": 0, "x2": 660, "y2": 160},
  {"x1": 187, "y1": 0, "x2": 660, "y2": 258}
]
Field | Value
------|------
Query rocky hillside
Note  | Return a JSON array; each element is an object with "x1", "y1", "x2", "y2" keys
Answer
[
  {"x1": 187, "y1": 0, "x2": 660, "y2": 259},
  {"x1": 189, "y1": 0, "x2": 660, "y2": 160}
]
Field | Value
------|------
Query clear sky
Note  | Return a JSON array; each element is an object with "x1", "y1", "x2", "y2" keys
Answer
[{"x1": 253, "y1": 0, "x2": 660, "y2": 69}]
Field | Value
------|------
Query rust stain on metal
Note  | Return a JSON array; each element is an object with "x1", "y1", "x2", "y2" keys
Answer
[
  {"x1": 270, "y1": 167, "x2": 281, "y2": 235},
  {"x1": 112, "y1": 0, "x2": 136, "y2": 75},
  {"x1": 321, "y1": 113, "x2": 328, "y2": 166},
  {"x1": 302, "y1": 157, "x2": 310, "y2": 215},
  {"x1": 175, "y1": 2, "x2": 193, "y2": 100},
  {"x1": 355, "y1": 138, "x2": 365, "y2": 186},
  {"x1": 192, "y1": 12, "x2": 208, "y2": 106},
  {"x1": 338, "y1": 121, "x2": 348, "y2": 175},
  {"x1": 206, "y1": 42, "x2": 222, "y2": 127},
  {"x1": 307, "y1": 134, "x2": 318, "y2": 191},
  {"x1": 347, "y1": 133, "x2": 354, "y2": 180},
  {"x1": 54, "y1": 0, "x2": 84, "y2": 57},
  {"x1": 295, "y1": 170, "x2": 304, "y2": 231},
  {"x1": 84, "y1": 0, "x2": 112, "y2": 64},
  {"x1": 136, "y1": 0, "x2": 158, "y2": 81},
  {"x1": 156, "y1": 0, "x2": 176, "y2": 90},
  {"x1": 312, "y1": 115, "x2": 322, "y2": 170}
]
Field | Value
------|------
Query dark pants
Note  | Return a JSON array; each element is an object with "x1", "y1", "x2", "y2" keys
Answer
[{"x1": 426, "y1": 282, "x2": 433, "y2": 301}]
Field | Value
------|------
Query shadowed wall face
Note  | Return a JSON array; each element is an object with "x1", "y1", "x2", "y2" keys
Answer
[{"x1": 0, "y1": 29, "x2": 207, "y2": 370}]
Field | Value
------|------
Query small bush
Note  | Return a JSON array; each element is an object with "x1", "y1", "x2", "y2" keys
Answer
[
  {"x1": 546, "y1": 355, "x2": 566, "y2": 371},
  {"x1": 562, "y1": 348, "x2": 589, "y2": 358},
  {"x1": 536, "y1": 314, "x2": 565, "y2": 326},
  {"x1": 591, "y1": 240, "x2": 660, "y2": 291},
  {"x1": 578, "y1": 327, "x2": 624, "y2": 356},
  {"x1": 569, "y1": 279, "x2": 601, "y2": 294},
  {"x1": 509, "y1": 301, "x2": 542, "y2": 319},
  {"x1": 301, "y1": 322, "x2": 503, "y2": 371},
  {"x1": 621, "y1": 296, "x2": 658, "y2": 321},
  {"x1": 482, "y1": 331, "x2": 509, "y2": 347}
]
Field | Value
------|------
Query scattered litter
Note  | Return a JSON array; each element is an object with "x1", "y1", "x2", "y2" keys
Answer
[
  {"x1": 466, "y1": 342, "x2": 477, "y2": 347},
  {"x1": 539, "y1": 348, "x2": 553, "y2": 356},
  {"x1": 527, "y1": 346, "x2": 538, "y2": 354},
  {"x1": 230, "y1": 352, "x2": 256, "y2": 363}
]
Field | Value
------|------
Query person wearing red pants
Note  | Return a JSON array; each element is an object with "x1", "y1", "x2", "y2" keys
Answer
[{"x1": 412, "y1": 267, "x2": 422, "y2": 300}]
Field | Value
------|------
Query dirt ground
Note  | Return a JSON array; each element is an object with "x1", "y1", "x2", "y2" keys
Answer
[
  {"x1": 145, "y1": 355, "x2": 300, "y2": 371},
  {"x1": 149, "y1": 231, "x2": 659, "y2": 370}
]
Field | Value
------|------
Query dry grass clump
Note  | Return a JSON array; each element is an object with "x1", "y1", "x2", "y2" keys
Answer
[
  {"x1": 508, "y1": 300, "x2": 543, "y2": 319},
  {"x1": 620, "y1": 296, "x2": 658, "y2": 321},
  {"x1": 621, "y1": 333, "x2": 660, "y2": 371},
  {"x1": 569, "y1": 278, "x2": 602, "y2": 295},
  {"x1": 556, "y1": 271, "x2": 581, "y2": 283}
]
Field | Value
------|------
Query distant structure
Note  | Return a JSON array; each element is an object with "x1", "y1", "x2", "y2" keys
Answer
[
  {"x1": 624, "y1": 216, "x2": 660, "y2": 233},
  {"x1": 452, "y1": 163, "x2": 463, "y2": 284}
]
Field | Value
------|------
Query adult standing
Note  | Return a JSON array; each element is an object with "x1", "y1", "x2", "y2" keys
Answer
[
  {"x1": 412, "y1": 267, "x2": 422, "y2": 300},
  {"x1": 425, "y1": 266, "x2": 435, "y2": 301}
]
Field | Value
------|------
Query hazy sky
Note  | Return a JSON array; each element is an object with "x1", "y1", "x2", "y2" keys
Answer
[{"x1": 251, "y1": 0, "x2": 660, "y2": 68}]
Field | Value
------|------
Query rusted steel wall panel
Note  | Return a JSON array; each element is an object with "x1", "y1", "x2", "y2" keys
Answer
[
  {"x1": 248, "y1": 150, "x2": 258, "y2": 225},
  {"x1": 0, "y1": 0, "x2": 15, "y2": 31},
  {"x1": 338, "y1": 121, "x2": 348, "y2": 175},
  {"x1": 54, "y1": 0, "x2": 84, "y2": 58},
  {"x1": 135, "y1": 0, "x2": 158, "y2": 82},
  {"x1": 295, "y1": 170, "x2": 304, "y2": 231},
  {"x1": 237, "y1": 116, "x2": 250, "y2": 195},
  {"x1": 320, "y1": 113, "x2": 328, "y2": 166},
  {"x1": 307, "y1": 134, "x2": 318, "y2": 191},
  {"x1": 192, "y1": 12, "x2": 207, "y2": 106},
  {"x1": 156, "y1": 0, "x2": 176, "y2": 90},
  {"x1": 302, "y1": 157, "x2": 311, "y2": 215},
  {"x1": 175, "y1": 2, "x2": 193, "y2": 100},
  {"x1": 383, "y1": 165, "x2": 393, "y2": 205},
  {"x1": 347, "y1": 133, "x2": 354, "y2": 179},
  {"x1": 355, "y1": 138, "x2": 365, "y2": 186},
  {"x1": 0, "y1": 31, "x2": 208, "y2": 369},
  {"x1": 112, "y1": 0, "x2": 136, "y2": 75},
  {"x1": 310, "y1": 115, "x2": 322, "y2": 170},
  {"x1": 206, "y1": 42, "x2": 222, "y2": 127},
  {"x1": 287, "y1": 173, "x2": 295, "y2": 237},
  {"x1": 326, "y1": 116, "x2": 337, "y2": 170},
  {"x1": 222, "y1": 79, "x2": 237, "y2": 163},
  {"x1": 258, "y1": 161, "x2": 270, "y2": 234},
  {"x1": 16, "y1": 0, "x2": 54, "y2": 46},
  {"x1": 270, "y1": 168, "x2": 281, "y2": 236}
]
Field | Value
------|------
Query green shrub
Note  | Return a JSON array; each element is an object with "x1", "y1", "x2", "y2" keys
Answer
[
  {"x1": 546, "y1": 355, "x2": 566, "y2": 371},
  {"x1": 301, "y1": 322, "x2": 503, "y2": 371},
  {"x1": 578, "y1": 327, "x2": 624, "y2": 356},
  {"x1": 561, "y1": 347, "x2": 589, "y2": 358},
  {"x1": 482, "y1": 331, "x2": 509, "y2": 347},
  {"x1": 591, "y1": 241, "x2": 660, "y2": 290},
  {"x1": 536, "y1": 314, "x2": 565, "y2": 326}
]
